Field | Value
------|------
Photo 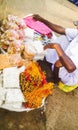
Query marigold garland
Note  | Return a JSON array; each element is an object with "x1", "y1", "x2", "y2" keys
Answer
[{"x1": 20, "y1": 61, "x2": 54, "y2": 108}]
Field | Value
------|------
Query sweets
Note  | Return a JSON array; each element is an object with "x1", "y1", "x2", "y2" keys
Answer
[{"x1": 0, "y1": 54, "x2": 23, "y2": 70}]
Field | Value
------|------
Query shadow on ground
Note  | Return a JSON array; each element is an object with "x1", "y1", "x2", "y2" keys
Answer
[{"x1": 0, "y1": 108, "x2": 46, "y2": 130}]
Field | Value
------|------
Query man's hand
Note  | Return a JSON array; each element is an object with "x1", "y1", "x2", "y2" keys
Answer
[
  {"x1": 33, "y1": 14, "x2": 65, "y2": 34},
  {"x1": 54, "y1": 60, "x2": 63, "y2": 68},
  {"x1": 44, "y1": 43, "x2": 76, "y2": 72},
  {"x1": 33, "y1": 14, "x2": 44, "y2": 22},
  {"x1": 44, "y1": 43, "x2": 60, "y2": 50}
]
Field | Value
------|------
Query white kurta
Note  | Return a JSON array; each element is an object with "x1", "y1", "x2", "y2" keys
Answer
[{"x1": 46, "y1": 28, "x2": 78, "y2": 86}]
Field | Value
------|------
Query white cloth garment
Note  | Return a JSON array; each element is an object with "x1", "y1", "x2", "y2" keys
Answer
[
  {"x1": 46, "y1": 28, "x2": 78, "y2": 86},
  {"x1": 5, "y1": 89, "x2": 25, "y2": 103},
  {"x1": 3, "y1": 66, "x2": 25, "y2": 88}
]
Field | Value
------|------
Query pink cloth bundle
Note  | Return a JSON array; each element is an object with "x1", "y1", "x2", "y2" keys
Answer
[{"x1": 23, "y1": 16, "x2": 52, "y2": 36}]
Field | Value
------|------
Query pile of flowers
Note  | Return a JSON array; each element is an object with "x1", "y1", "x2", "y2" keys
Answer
[{"x1": 20, "y1": 61, "x2": 54, "y2": 108}]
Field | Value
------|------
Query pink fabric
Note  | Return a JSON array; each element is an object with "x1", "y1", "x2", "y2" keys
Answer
[{"x1": 23, "y1": 16, "x2": 52, "y2": 35}]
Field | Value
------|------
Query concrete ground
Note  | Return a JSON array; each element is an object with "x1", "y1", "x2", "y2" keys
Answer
[{"x1": 0, "y1": 0, "x2": 78, "y2": 130}]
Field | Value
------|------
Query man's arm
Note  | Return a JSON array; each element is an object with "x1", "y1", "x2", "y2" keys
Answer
[
  {"x1": 33, "y1": 14, "x2": 65, "y2": 35},
  {"x1": 44, "y1": 43, "x2": 76, "y2": 73}
]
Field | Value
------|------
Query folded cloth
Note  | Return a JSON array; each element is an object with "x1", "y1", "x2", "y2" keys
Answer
[
  {"x1": 5, "y1": 89, "x2": 25, "y2": 103},
  {"x1": 3, "y1": 66, "x2": 25, "y2": 88},
  {"x1": 0, "y1": 71, "x2": 3, "y2": 88},
  {"x1": 0, "y1": 87, "x2": 6, "y2": 105},
  {"x1": 0, "y1": 101, "x2": 3, "y2": 106},
  {"x1": 0, "y1": 87, "x2": 6, "y2": 100},
  {"x1": 58, "y1": 81, "x2": 78, "y2": 92},
  {"x1": 23, "y1": 16, "x2": 52, "y2": 35},
  {"x1": 3, "y1": 67, "x2": 20, "y2": 88},
  {"x1": 2, "y1": 102, "x2": 23, "y2": 109}
]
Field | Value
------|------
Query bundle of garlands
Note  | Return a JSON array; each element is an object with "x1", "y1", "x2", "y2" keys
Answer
[{"x1": 20, "y1": 61, "x2": 54, "y2": 108}]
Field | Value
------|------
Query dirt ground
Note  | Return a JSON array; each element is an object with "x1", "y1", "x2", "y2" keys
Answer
[{"x1": 0, "y1": 0, "x2": 78, "y2": 130}]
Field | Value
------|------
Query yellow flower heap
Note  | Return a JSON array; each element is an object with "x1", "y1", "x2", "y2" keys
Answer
[{"x1": 20, "y1": 62, "x2": 54, "y2": 108}]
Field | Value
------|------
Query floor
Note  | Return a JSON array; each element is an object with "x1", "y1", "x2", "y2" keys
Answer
[{"x1": 0, "y1": 0, "x2": 78, "y2": 130}]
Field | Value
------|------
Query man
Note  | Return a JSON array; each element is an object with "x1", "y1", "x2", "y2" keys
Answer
[{"x1": 33, "y1": 14, "x2": 78, "y2": 86}]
